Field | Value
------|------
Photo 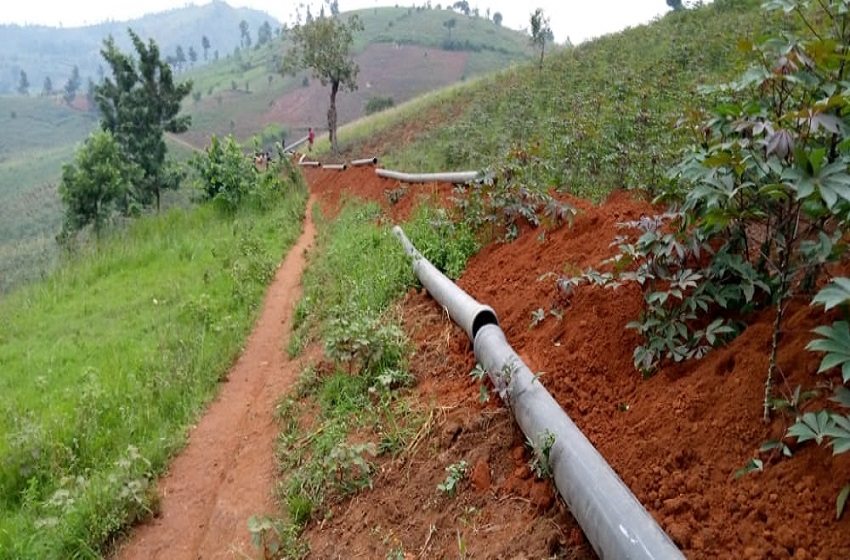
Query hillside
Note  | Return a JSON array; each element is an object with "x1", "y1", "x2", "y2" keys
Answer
[
  {"x1": 0, "y1": 5, "x2": 533, "y2": 296},
  {"x1": 0, "y1": 0, "x2": 278, "y2": 95},
  {"x1": 7, "y1": 0, "x2": 850, "y2": 558},
  {"x1": 179, "y1": 5, "x2": 534, "y2": 147}
]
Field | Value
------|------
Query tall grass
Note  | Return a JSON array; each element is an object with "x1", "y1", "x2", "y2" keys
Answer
[{"x1": 0, "y1": 178, "x2": 307, "y2": 558}]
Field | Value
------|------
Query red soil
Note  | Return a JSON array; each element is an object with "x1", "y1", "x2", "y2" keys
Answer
[{"x1": 117, "y1": 161, "x2": 850, "y2": 559}]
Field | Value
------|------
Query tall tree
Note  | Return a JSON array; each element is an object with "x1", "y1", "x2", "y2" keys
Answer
[
  {"x1": 17, "y1": 70, "x2": 29, "y2": 96},
  {"x1": 42, "y1": 76, "x2": 53, "y2": 96},
  {"x1": 175, "y1": 45, "x2": 187, "y2": 69},
  {"x1": 493, "y1": 11, "x2": 503, "y2": 26},
  {"x1": 443, "y1": 18, "x2": 457, "y2": 40},
  {"x1": 329, "y1": 0, "x2": 340, "y2": 16},
  {"x1": 281, "y1": 14, "x2": 363, "y2": 153},
  {"x1": 530, "y1": 8, "x2": 552, "y2": 71},
  {"x1": 95, "y1": 29, "x2": 193, "y2": 211},
  {"x1": 452, "y1": 1, "x2": 470, "y2": 16},
  {"x1": 188, "y1": 45, "x2": 198, "y2": 66},
  {"x1": 202, "y1": 35, "x2": 211, "y2": 60},
  {"x1": 258, "y1": 21, "x2": 273, "y2": 46},
  {"x1": 666, "y1": 0, "x2": 684, "y2": 10},
  {"x1": 239, "y1": 20, "x2": 252, "y2": 48},
  {"x1": 63, "y1": 65, "x2": 81, "y2": 104}
]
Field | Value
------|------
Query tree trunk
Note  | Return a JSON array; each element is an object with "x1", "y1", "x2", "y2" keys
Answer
[{"x1": 328, "y1": 80, "x2": 340, "y2": 154}]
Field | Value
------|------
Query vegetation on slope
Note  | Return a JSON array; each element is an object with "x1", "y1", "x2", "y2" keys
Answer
[{"x1": 0, "y1": 158, "x2": 306, "y2": 558}]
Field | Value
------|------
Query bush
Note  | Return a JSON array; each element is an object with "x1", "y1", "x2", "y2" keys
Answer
[{"x1": 364, "y1": 95, "x2": 394, "y2": 116}]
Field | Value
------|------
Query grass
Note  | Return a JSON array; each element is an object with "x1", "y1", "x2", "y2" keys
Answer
[
  {"x1": 0, "y1": 173, "x2": 307, "y2": 558},
  {"x1": 267, "y1": 194, "x2": 483, "y2": 556},
  {"x1": 338, "y1": 0, "x2": 769, "y2": 202}
]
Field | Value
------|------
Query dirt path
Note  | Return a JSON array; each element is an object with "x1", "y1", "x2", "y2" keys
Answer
[{"x1": 116, "y1": 195, "x2": 317, "y2": 560}]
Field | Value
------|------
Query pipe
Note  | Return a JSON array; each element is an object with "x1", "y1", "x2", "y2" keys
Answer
[
  {"x1": 392, "y1": 226, "x2": 685, "y2": 560},
  {"x1": 283, "y1": 134, "x2": 310, "y2": 153},
  {"x1": 322, "y1": 163, "x2": 348, "y2": 170},
  {"x1": 377, "y1": 168, "x2": 479, "y2": 184},
  {"x1": 299, "y1": 160, "x2": 320, "y2": 167},
  {"x1": 351, "y1": 157, "x2": 379, "y2": 166},
  {"x1": 392, "y1": 227, "x2": 497, "y2": 341}
]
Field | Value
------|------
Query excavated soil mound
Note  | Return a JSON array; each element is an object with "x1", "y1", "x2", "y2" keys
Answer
[{"x1": 303, "y1": 165, "x2": 850, "y2": 559}]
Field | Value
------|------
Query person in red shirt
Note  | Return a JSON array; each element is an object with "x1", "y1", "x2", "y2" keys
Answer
[{"x1": 308, "y1": 127, "x2": 315, "y2": 152}]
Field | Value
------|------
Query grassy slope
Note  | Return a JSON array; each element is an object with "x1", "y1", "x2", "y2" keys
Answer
[
  {"x1": 0, "y1": 172, "x2": 307, "y2": 557},
  {"x1": 336, "y1": 0, "x2": 766, "y2": 202}
]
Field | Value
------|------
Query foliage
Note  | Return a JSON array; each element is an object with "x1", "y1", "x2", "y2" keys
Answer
[
  {"x1": 96, "y1": 28, "x2": 193, "y2": 211},
  {"x1": 247, "y1": 515, "x2": 309, "y2": 560},
  {"x1": 527, "y1": 430, "x2": 556, "y2": 479},
  {"x1": 529, "y1": 8, "x2": 552, "y2": 70},
  {"x1": 364, "y1": 95, "x2": 395, "y2": 116},
  {"x1": 189, "y1": 134, "x2": 255, "y2": 211},
  {"x1": 437, "y1": 460, "x2": 468, "y2": 497},
  {"x1": 281, "y1": 14, "x2": 364, "y2": 153},
  {"x1": 455, "y1": 147, "x2": 576, "y2": 242},
  {"x1": 58, "y1": 129, "x2": 141, "y2": 238}
]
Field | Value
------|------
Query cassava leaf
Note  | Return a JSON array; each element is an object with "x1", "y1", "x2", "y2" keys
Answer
[{"x1": 812, "y1": 278, "x2": 850, "y2": 311}]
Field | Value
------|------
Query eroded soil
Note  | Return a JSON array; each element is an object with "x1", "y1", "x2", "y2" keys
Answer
[{"x1": 118, "y1": 161, "x2": 850, "y2": 559}]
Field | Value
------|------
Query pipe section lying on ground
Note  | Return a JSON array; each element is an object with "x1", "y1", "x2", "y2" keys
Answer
[
  {"x1": 393, "y1": 227, "x2": 497, "y2": 341},
  {"x1": 298, "y1": 160, "x2": 320, "y2": 167},
  {"x1": 392, "y1": 226, "x2": 686, "y2": 560},
  {"x1": 351, "y1": 156, "x2": 379, "y2": 166},
  {"x1": 283, "y1": 135, "x2": 310, "y2": 153},
  {"x1": 377, "y1": 168, "x2": 478, "y2": 184},
  {"x1": 322, "y1": 163, "x2": 348, "y2": 170}
]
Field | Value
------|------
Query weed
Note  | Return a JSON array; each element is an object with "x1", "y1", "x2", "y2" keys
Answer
[
  {"x1": 527, "y1": 430, "x2": 556, "y2": 479},
  {"x1": 438, "y1": 460, "x2": 468, "y2": 497}
]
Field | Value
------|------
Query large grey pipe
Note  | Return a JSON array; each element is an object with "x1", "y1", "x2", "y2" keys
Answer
[
  {"x1": 322, "y1": 163, "x2": 347, "y2": 170},
  {"x1": 393, "y1": 226, "x2": 685, "y2": 560},
  {"x1": 393, "y1": 226, "x2": 496, "y2": 341},
  {"x1": 378, "y1": 168, "x2": 478, "y2": 184},
  {"x1": 351, "y1": 157, "x2": 379, "y2": 166}
]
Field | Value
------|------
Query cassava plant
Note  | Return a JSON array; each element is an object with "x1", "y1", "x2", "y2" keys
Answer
[{"x1": 671, "y1": 0, "x2": 850, "y2": 420}]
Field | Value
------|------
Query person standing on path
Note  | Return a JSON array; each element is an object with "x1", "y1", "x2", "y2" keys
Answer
[{"x1": 308, "y1": 127, "x2": 315, "y2": 152}]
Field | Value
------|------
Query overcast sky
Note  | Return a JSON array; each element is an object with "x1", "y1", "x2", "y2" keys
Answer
[{"x1": 0, "y1": 1, "x2": 687, "y2": 45}]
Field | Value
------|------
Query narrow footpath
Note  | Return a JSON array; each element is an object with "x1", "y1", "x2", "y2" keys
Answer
[{"x1": 116, "y1": 195, "x2": 317, "y2": 560}]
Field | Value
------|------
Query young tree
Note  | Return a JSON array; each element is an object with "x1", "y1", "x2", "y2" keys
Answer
[
  {"x1": 530, "y1": 8, "x2": 552, "y2": 70},
  {"x1": 493, "y1": 11, "x2": 503, "y2": 26},
  {"x1": 95, "y1": 29, "x2": 193, "y2": 211},
  {"x1": 63, "y1": 65, "x2": 82, "y2": 105},
  {"x1": 202, "y1": 35, "x2": 211, "y2": 60},
  {"x1": 42, "y1": 76, "x2": 53, "y2": 97},
  {"x1": 58, "y1": 129, "x2": 140, "y2": 236},
  {"x1": 281, "y1": 14, "x2": 364, "y2": 153},
  {"x1": 17, "y1": 70, "x2": 29, "y2": 96}
]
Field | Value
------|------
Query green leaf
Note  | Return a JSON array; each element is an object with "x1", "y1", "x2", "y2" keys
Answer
[
  {"x1": 734, "y1": 458, "x2": 764, "y2": 479},
  {"x1": 812, "y1": 278, "x2": 850, "y2": 311},
  {"x1": 837, "y1": 483, "x2": 850, "y2": 520},
  {"x1": 831, "y1": 387, "x2": 850, "y2": 408},
  {"x1": 807, "y1": 322, "x2": 850, "y2": 381},
  {"x1": 787, "y1": 410, "x2": 832, "y2": 445}
]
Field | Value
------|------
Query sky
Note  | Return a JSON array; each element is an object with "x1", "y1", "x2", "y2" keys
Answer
[{"x1": 0, "y1": 0, "x2": 686, "y2": 45}]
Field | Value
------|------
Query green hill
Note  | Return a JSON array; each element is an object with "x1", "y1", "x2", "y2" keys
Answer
[{"x1": 0, "y1": 5, "x2": 534, "y2": 296}]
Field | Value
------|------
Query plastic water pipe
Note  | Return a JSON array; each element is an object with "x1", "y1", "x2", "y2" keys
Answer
[
  {"x1": 377, "y1": 168, "x2": 479, "y2": 184},
  {"x1": 322, "y1": 163, "x2": 348, "y2": 170},
  {"x1": 299, "y1": 160, "x2": 320, "y2": 167},
  {"x1": 283, "y1": 134, "x2": 310, "y2": 153},
  {"x1": 392, "y1": 226, "x2": 685, "y2": 560},
  {"x1": 393, "y1": 227, "x2": 497, "y2": 341},
  {"x1": 351, "y1": 157, "x2": 379, "y2": 166}
]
